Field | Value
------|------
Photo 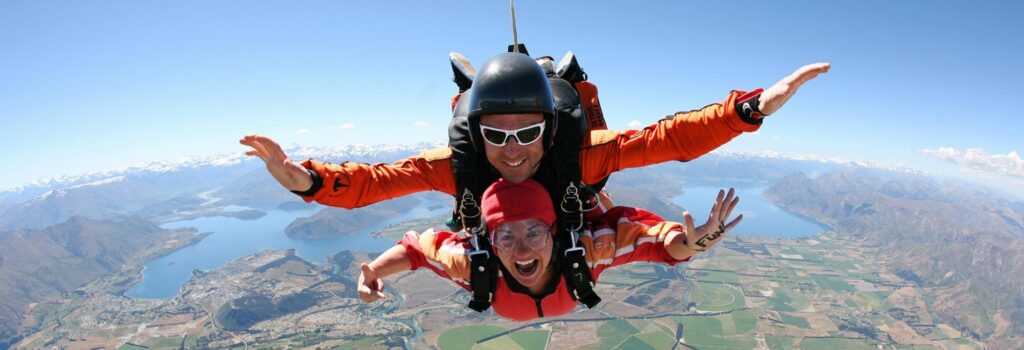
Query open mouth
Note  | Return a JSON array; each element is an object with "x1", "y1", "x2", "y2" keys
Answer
[
  {"x1": 514, "y1": 259, "x2": 539, "y2": 276},
  {"x1": 504, "y1": 159, "x2": 524, "y2": 167}
]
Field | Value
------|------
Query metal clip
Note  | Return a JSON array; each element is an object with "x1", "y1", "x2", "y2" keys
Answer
[
  {"x1": 564, "y1": 246, "x2": 586, "y2": 258},
  {"x1": 459, "y1": 188, "x2": 481, "y2": 219},
  {"x1": 467, "y1": 246, "x2": 490, "y2": 261}
]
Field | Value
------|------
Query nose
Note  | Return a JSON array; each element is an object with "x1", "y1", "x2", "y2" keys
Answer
[
  {"x1": 502, "y1": 138, "x2": 522, "y2": 156},
  {"x1": 513, "y1": 239, "x2": 534, "y2": 257}
]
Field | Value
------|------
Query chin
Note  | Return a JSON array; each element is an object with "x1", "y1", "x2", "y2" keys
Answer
[{"x1": 503, "y1": 174, "x2": 530, "y2": 183}]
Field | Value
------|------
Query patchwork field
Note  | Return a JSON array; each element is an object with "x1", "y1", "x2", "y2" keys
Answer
[{"x1": 422, "y1": 234, "x2": 986, "y2": 349}]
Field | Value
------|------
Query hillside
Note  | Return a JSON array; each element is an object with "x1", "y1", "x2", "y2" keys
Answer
[
  {"x1": 766, "y1": 167, "x2": 1024, "y2": 348},
  {"x1": 0, "y1": 216, "x2": 200, "y2": 349}
]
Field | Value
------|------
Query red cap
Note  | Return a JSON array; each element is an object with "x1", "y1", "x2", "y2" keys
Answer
[{"x1": 481, "y1": 179, "x2": 556, "y2": 235}]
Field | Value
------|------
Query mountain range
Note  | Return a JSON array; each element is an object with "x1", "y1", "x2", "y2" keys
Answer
[
  {"x1": 2, "y1": 143, "x2": 1022, "y2": 348},
  {"x1": 0, "y1": 216, "x2": 201, "y2": 349},
  {"x1": 766, "y1": 168, "x2": 1024, "y2": 348},
  {"x1": 0, "y1": 143, "x2": 443, "y2": 231}
]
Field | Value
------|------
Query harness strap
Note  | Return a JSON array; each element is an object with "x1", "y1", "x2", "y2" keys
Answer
[
  {"x1": 553, "y1": 109, "x2": 602, "y2": 308},
  {"x1": 467, "y1": 232, "x2": 498, "y2": 312},
  {"x1": 562, "y1": 233, "x2": 601, "y2": 308}
]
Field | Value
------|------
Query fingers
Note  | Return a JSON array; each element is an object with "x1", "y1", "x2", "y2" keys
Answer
[
  {"x1": 361, "y1": 264, "x2": 386, "y2": 299},
  {"x1": 360, "y1": 263, "x2": 376, "y2": 278},
  {"x1": 358, "y1": 264, "x2": 386, "y2": 303},
  {"x1": 710, "y1": 188, "x2": 738, "y2": 225},
  {"x1": 722, "y1": 188, "x2": 739, "y2": 221},
  {"x1": 357, "y1": 276, "x2": 375, "y2": 303},
  {"x1": 759, "y1": 63, "x2": 829, "y2": 116},
  {"x1": 240, "y1": 135, "x2": 272, "y2": 160},
  {"x1": 719, "y1": 188, "x2": 734, "y2": 219},
  {"x1": 725, "y1": 196, "x2": 740, "y2": 222},
  {"x1": 251, "y1": 135, "x2": 287, "y2": 159},
  {"x1": 240, "y1": 134, "x2": 288, "y2": 161},
  {"x1": 709, "y1": 189, "x2": 724, "y2": 223},
  {"x1": 683, "y1": 211, "x2": 696, "y2": 238},
  {"x1": 790, "y1": 63, "x2": 831, "y2": 86},
  {"x1": 357, "y1": 285, "x2": 377, "y2": 303},
  {"x1": 724, "y1": 214, "x2": 743, "y2": 232}
]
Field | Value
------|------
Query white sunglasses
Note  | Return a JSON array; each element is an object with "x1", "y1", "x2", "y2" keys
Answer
[{"x1": 479, "y1": 122, "x2": 546, "y2": 147}]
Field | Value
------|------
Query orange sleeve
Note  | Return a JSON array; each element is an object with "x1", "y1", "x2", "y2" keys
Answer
[
  {"x1": 399, "y1": 229, "x2": 472, "y2": 285},
  {"x1": 579, "y1": 90, "x2": 760, "y2": 184},
  {"x1": 580, "y1": 207, "x2": 689, "y2": 275},
  {"x1": 297, "y1": 147, "x2": 457, "y2": 209}
]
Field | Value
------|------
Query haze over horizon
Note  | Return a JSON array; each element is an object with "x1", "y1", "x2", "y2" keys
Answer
[{"x1": 3, "y1": 1, "x2": 1022, "y2": 195}]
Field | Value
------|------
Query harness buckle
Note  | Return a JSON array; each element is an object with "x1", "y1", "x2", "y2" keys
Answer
[
  {"x1": 564, "y1": 246, "x2": 586, "y2": 259},
  {"x1": 467, "y1": 248, "x2": 490, "y2": 261},
  {"x1": 459, "y1": 189, "x2": 481, "y2": 219}
]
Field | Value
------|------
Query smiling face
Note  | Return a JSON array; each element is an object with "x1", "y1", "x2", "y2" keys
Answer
[
  {"x1": 492, "y1": 218, "x2": 556, "y2": 294},
  {"x1": 479, "y1": 113, "x2": 546, "y2": 183}
]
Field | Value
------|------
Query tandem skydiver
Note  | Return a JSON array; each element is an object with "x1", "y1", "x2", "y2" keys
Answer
[
  {"x1": 356, "y1": 178, "x2": 742, "y2": 321},
  {"x1": 240, "y1": 52, "x2": 829, "y2": 314},
  {"x1": 239, "y1": 54, "x2": 829, "y2": 211}
]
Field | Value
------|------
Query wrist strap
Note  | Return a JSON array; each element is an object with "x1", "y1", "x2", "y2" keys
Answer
[
  {"x1": 735, "y1": 88, "x2": 766, "y2": 125},
  {"x1": 290, "y1": 168, "x2": 322, "y2": 197}
]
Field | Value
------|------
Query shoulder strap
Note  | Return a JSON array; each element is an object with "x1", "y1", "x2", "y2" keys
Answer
[
  {"x1": 450, "y1": 87, "x2": 499, "y2": 312},
  {"x1": 447, "y1": 88, "x2": 494, "y2": 233},
  {"x1": 552, "y1": 109, "x2": 602, "y2": 309}
]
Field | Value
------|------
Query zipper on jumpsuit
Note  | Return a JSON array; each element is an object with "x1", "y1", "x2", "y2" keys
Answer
[{"x1": 534, "y1": 298, "x2": 544, "y2": 318}]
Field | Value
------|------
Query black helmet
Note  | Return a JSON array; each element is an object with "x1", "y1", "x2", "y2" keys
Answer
[{"x1": 467, "y1": 53, "x2": 558, "y2": 149}]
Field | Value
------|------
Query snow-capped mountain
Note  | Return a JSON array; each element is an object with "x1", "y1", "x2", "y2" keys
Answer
[
  {"x1": 1, "y1": 143, "x2": 443, "y2": 203},
  {"x1": 1, "y1": 141, "x2": 934, "y2": 231},
  {"x1": 0, "y1": 142, "x2": 443, "y2": 230}
]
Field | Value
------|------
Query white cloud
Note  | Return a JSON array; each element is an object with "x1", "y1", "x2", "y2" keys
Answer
[
  {"x1": 923, "y1": 147, "x2": 1024, "y2": 179},
  {"x1": 295, "y1": 128, "x2": 310, "y2": 134},
  {"x1": 333, "y1": 122, "x2": 355, "y2": 130},
  {"x1": 413, "y1": 121, "x2": 430, "y2": 128},
  {"x1": 627, "y1": 120, "x2": 642, "y2": 129}
]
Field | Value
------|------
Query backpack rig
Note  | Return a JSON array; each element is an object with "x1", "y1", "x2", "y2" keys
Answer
[{"x1": 445, "y1": 45, "x2": 610, "y2": 313}]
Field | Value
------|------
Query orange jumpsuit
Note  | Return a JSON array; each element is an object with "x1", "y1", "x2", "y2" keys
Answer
[{"x1": 296, "y1": 90, "x2": 760, "y2": 208}]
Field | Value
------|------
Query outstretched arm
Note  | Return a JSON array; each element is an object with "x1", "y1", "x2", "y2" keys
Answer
[
  {"x1": 358, "y1": 245, "x2": 412, "y2": 303},
  {"x1": 759, "y1": 63, "x2": 831, "y2": 116},
  {"x1": 581, "y1": 63, "x2": 831, "y2": 184},
  {"x1": 665, "y1": 188, "x2": 743, "y2": 260},
  {"x1": 239, "y1": 134, "x2": 314, "y2": 192},
  {"x1": 360, "y1": 229, "x2": 474, "y2": 303},
  {"x1": 240, "y1": 134, "x2": 456, "y2": 209}
]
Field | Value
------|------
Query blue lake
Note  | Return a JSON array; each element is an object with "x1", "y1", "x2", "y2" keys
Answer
[
  {"x1": 128, "y1": 181, "x2": 823, "y2": 299},
  {"x1": 672, "y1": 182, "x2": 829, "y2": 238},
  {"x1": 126, "y1": 202, "x2": 451, "y2": 299}
]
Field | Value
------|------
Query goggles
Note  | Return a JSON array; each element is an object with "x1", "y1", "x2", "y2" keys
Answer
[
  {"x1": 493, "y1": 225, "x2": 551, "y2": 251},
  {"x1": 479, "y1": 122, "x2": 545, "y2": 147}
]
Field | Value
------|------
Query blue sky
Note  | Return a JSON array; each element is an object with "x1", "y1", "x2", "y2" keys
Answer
[{"x1": 2, "y1": 1, "x2": 1022, "y2": 196}]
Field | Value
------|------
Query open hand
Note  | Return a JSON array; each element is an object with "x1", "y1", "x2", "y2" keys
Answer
[
  {"x1": 239, "y1": 134, "x2": 314, "y2": 192},
  {"x1": 357, "y1": 263, "x2": 387, "y2": 303},
  {"x1": 683, "y1": 188, "x2": 743, "y2": 252},
  {"x1": 759, "y1": 63, "x2": 830, "y2": 116}
]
